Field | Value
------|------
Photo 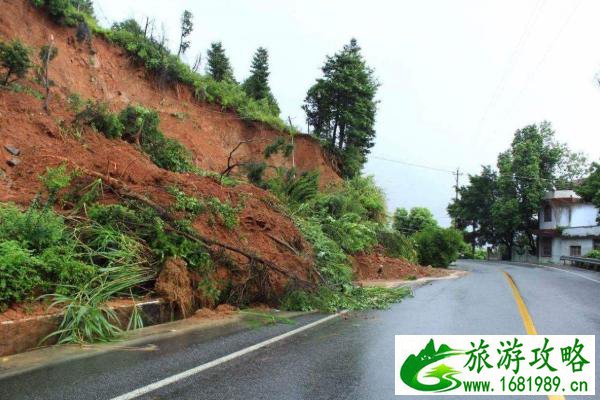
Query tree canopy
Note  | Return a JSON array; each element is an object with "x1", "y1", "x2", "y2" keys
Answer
[
  {"x1": 392, "y1": 207, "x2": 438, "y2": 234},
  {"x1": 303, "y1": 39, "x2": 378, "y2": 178},
  {"x1": 448, "y1": 121, "x2": 589, "y2": 259},
  {"x1": 206, "y1": 41, "x2": 235, "y2": 83},
  {"x1": 242, "y1": 47, "x2": 280, "y2": 115},
  {"x1": 177, "y1": 10, "x2": 193, "y2": 57},
  {"x1": 0, "y1": 40, "x2": 31, "y2": 86},
  {"x1": 576, "y1": 162, "x2": 600, "y2": 221}
]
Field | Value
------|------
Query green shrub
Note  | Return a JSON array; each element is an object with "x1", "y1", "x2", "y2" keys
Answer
[
  {"x1": 167, "y1": 186, "x2": 205, "y2": 217},
  {"x1": 0, "y1": 241, "x2": 42, "y2": 309},
  {"x1": 38, "y1": 245, "x2": 96, "y2": 293},
  {"x1": 314, "y1": 176, "x2": 386, "y2": 223},
  {"x1": 243, "y1": 162, "x2": 267, "y2": 186},
  {"x1": 321, "y1": 213, "x2": 377, "y2": 254},
  {"x1": 118, "y1": 105, "x2": 192, "y2": 172},
  {"x1": 0, "y1": 39, "x2": 31, "y2": 86},
  {"x1": 0, "y1": 203, "x2": 66, "y2": 251},
  {"x1": 106, "y1": 20, "x2": 293, "y2": 133},
  {"x1": 76, "y1": 101, "x2": 124, "y2": 139},
  {"x1": 206, "y1": 197, "x2": 240, "y2": 229},
  {"x1": 586, "y1": 249, "x2": 600, "y2": 260},
  {"x1": 376, "y1": 228, "x2": 418, "y2": 263},
  {"x1": 266, "y1": 169, "x2": 319, "y2": 205},
  {"x1": 414, "y1": 227, "x2": 465, "y2": 268},
  {"x1": 33, "y1": 0, "x2": 90, "y2": 26},
  {"x1": 294, "y1": 216, "x2": 351, "y2": 285},
  {"x1": 39, "y1": 163, "x2": 73, "y2": 205}
]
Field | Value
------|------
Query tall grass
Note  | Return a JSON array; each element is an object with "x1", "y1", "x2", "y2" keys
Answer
[{"x1": 42, "y1": 265, "x2": 151, "y2": 344}]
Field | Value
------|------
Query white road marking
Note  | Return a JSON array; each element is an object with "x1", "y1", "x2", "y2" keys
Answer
[
  {"x1": 109, "y1": 311, "x2": 347, "y2": 400},
  {"x1": 541, "y1": 265, "x2": 600, "y2": 284},
  {"x1": 508, "y1": 261, "x2": 600, "y2": 284}
]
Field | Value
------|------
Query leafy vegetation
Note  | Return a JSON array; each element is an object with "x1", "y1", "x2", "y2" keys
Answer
[
  {"x1": 274, "y1": 175, "x2": 417, "y2": 311},
  {"x1": 281, "y1": 285, "x2": 411, "y2": 313},
  {"x1": 0, "y1": 39, "x2": 31, "y2": 86},
  {"x1": 393, "y1": 207, "x2": 438, "y2": 235},
  {"x1": 76, "y1": 101, "x2": 124, "y2": 139},
  {"x1": 376, "y1": 228, "x2": 418, "y2": 263},
  {"x1": 586, "y1": 249, "x2": 600, "y2": 259},
  {"x1": 76, "y1": 102, "x2": 192, "y2": 172},
  {"x1": 413, "y1": 227, "x2": 464, "y2": 268}
]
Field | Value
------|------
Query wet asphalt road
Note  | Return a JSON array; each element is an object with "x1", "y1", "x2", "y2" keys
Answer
[{"x1": 0, "y1": 260, "x2": 598, "y2": 400}]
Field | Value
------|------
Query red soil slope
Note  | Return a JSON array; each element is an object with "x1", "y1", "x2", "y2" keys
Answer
[
  {"x1": 0, "y1": 0, "x2": 340, "y2": 304},
  {"x1": 0, "y1": 0, "x2": 341, "y2": 186}
]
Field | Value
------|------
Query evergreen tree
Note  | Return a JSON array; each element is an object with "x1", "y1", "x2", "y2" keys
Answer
[
  {"x1": 242, "y1": 47, "x2": 280, "y2": 115},
  {"x1": 303, "y1": 39, "x2": 378, "y2": 178},
  {"x1": 177, "y1": 10, "x2": 193, "y2": 57},
  {"x1": 206, "y1": 42, "x2": 235, "y2": 83}
]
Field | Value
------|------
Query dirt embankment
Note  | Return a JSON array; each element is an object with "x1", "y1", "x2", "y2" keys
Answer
[
  {"x1": 0, "y1": 0, "x2": 346, "y2": 312},
  {"x1": 0, "y1": 0, "x2": 341, "y2": 187},
  {"x1": 352, "y1": 246, "x2": 449, "y2": 281}
]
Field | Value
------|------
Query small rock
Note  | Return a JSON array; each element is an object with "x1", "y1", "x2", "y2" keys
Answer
[
  {"x1": 6, "y1": 158, "x2": 21, "y2": 167},
  {"x1": 4, "y1": 145, "x2": 20, "y2": 156}
]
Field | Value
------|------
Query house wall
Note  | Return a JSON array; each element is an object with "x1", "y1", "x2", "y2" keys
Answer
[
  {"x1": 560, "y1": 238, "x2": 594, "y2": 258},
  {"x1": 539, "y1": 237, "x2": 595, "y2": 263},
  {"x1": 539, "y1": 203, "x2": 598, "y2": 230}
]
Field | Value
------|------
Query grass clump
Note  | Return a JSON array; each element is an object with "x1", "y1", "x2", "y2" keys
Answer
[{"x1": 42, "y1": 265, "x2": 151, "y2": 344}]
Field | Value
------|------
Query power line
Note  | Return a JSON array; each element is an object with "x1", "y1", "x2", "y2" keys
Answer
[
  {"x1": 503, "y1": 0, "x2": 584, "y2": 118},
  {"x1": 370, "y1": 155, "x2": 460, "y2": 174},
  {"x1": 370, "y1": 154, "x2": 555, "y2": 183},
  {"x1": 475, "y1": 0, "x2": 547, "y2": 137}
]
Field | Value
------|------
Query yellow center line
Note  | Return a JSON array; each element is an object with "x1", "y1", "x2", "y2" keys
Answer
[{"x1": 502, "y1": 271, "x2": 565, "y2": 400}]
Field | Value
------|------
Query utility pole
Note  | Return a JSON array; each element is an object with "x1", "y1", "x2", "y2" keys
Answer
[{"x1": 454, "y1": 167, "x2": 460, "y2": 201}]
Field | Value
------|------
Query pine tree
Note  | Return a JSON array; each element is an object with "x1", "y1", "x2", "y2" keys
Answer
[
  {"x1": 242, "y1": 47, "x2": 280, "y2": 115},
  {"x1": 206, "y1": 42, "x2": 235, "y2": 83},
  {"x1": 177, "y1": 10, "x2": 193, "y2": 57},
  {"x1": 303, "y1": 39, "x2": 378, "y2": 178}
]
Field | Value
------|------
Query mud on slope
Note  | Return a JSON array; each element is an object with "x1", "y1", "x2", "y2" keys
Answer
[
  {"x1": 0, "y1": 87, "x2": 315, "y2": 305},
  {"x1": 0, "y1": 0, "x2": 341, "y2": 187}
]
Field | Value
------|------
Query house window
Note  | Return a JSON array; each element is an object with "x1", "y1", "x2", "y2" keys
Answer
[
  {"x1": 541, "y1": 238, "x2": 552, "y2": 257},
  {"x1": 543, "y1": 205, "x2": 552, "y2": 222},
  {"x1": 570, "y1": 246, "x2": 581, "y2": 257}
]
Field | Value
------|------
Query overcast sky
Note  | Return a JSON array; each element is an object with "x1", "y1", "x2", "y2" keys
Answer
[{"x1": 93, "y1": 0, "x2": 600, "y2": 226}]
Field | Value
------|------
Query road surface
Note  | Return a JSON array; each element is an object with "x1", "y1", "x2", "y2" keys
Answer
[{"x1": 0, "y1": 260, "x2": 598, "y2": 400}]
